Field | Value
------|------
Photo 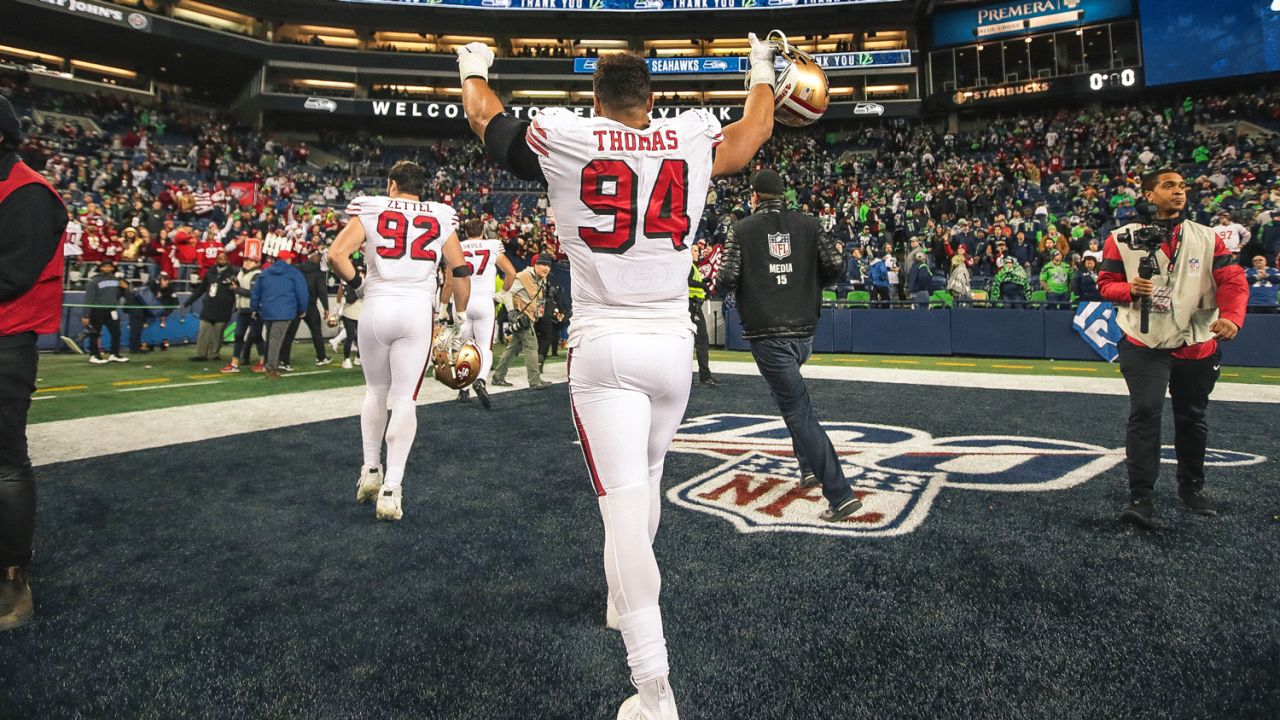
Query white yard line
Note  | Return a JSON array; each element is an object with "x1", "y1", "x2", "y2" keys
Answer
[
  {"x1": 30, "y1": 358, "x2": 1277, "y2": 468},
  {"x1": 29, "y1": 364, "x2": 568, "y2": 467},
  {"x1": 117, "y1": 380, "x2": 223, "y2": 393},
  {"x1": 707, "y1": 360, "x2": 1280, "y2": 405}
]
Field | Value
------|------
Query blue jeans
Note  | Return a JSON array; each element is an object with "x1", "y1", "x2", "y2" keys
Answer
[{"x1": 749, "y1": 337, "x2": 854, "y2": 509}]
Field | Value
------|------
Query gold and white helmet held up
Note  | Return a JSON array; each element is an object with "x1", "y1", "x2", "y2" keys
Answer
[{"x1": 766, "y1": 30, "x2": 831, "y2": 127}]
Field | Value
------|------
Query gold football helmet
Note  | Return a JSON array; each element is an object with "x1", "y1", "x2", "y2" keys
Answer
[
  {"x1": 767, "y1": 30, "x2": 830, "y2": 127},
  {"x1": 431, "y1": 324, "x2": 482, "y2": 390}
]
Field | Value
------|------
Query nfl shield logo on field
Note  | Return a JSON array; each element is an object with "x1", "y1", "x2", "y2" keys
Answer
[
  {"x1": 768, "y1": 232, "x2": 791, "y2": 260},
  {"x1": 666, "y1": 414, "x2": 1266, "y2": 538}
]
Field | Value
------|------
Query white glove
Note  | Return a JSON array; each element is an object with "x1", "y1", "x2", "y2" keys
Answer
[
  {"x1": 436, "y1": 321, "x2": 459, "y2": 352},
  {"x1": 458, "y1": 315, "x2": 474, "y2": 344},
  {"x1": 456, "y1": 42, "x2": 495, "y2": 83},
  {"x1": 746, "y1": 32, "x2": 776, "y2": 89}
]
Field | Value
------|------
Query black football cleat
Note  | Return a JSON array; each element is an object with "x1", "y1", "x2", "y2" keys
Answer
[
  {"x1": 819, "y1": 496, "x2": 863, "y2": 523},
  {"x1": 1119, "y1": 497, "x2": 1159, "y2": 529},
  {"x1": 1179, "y1": 489, "x2": 1217, "y2": 517},
  {"x1": 491, "y1": 379, "x2": 514, "y2": 387},
  {"x1": 457, "y1": 389, "x2": 471, "y2": 403},
  {"x1": 472, "y1": 379, "x2": 492, "y2": 410}
]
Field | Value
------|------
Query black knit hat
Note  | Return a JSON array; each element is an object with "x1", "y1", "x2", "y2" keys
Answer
[
  {"x1": 750, "y1": 169, "x2": 786, "y2": 195},
  {"x1": 535, "y1": 254, "x2": 554, "y2": 267},
  {"x1": 0, "y1": 96, "x2": 20, "y2": 145}
]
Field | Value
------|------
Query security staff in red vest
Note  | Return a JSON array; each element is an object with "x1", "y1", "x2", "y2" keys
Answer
[{"x1": 0, "y1": 96, "x2": 68, "y2": 631}]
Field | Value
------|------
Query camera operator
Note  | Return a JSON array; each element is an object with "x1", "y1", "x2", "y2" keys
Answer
[
  {"x1": 491, "y1": 255, "x2": 551, "y2": 390},
  {"x1": 1098, "y1": 169, "x2": 1248, "y2": 528},
  {"x1": 718, "y1": 170, "x2": 861, "y2": 523}
]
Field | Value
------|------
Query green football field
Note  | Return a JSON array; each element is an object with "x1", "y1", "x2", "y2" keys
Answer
[{"x1": 28, "y1": 344, "x2": 1280, "y2": 424}]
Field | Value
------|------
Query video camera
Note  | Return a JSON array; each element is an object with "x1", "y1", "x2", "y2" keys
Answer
[
  {"x1": 1115, "y1": 201, "x2": 1175, "y2": 334},
  {"x1": 1115, "y1": 201, "x2": 1170, "y2": 252}
]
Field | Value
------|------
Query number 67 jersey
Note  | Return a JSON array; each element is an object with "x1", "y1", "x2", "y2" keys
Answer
[
  {"x1": 344, "y1": 196, "x2": 459, "y2": 299},
  {"x1": 528, "y1": 107, "x2": 723, "y2": 342}
]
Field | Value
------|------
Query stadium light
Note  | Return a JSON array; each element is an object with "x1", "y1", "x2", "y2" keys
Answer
[{"x1": 71, "y1": 60, "x2": 137, "y2": 79}]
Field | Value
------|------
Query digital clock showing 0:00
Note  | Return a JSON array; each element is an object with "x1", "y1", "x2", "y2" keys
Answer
[{"x1": 1089, "y1": 68, "x2": 1139, "y2": 90}]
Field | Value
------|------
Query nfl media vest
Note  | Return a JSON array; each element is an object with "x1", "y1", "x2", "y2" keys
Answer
[
  {"x1": 0, "y1": 159, "x2": 65, "y2": 336},
  {"x1": 1112, "y1": 220, "x2": 1219, "y2": 349}
]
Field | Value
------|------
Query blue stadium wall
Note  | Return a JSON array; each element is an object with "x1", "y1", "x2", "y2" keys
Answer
[{"x1": 723, "y1": 307, "x2": 1280, "y2": 368}]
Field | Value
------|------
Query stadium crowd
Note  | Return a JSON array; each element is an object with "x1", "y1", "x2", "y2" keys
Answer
[{"x1": 4, "y1": 69, "x2": 1280, "y2": 367}]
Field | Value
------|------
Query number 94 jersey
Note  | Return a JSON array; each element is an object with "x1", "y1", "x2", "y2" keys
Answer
[
  {"x1": 345, "y1": 196, "x2": 458, "y2": 299},
  {"x1": 528, "y1": 107, "x2": 723, "y2": 340}
]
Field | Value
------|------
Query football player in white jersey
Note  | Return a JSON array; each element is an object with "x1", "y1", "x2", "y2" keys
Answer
[
  {"x1": 326, "y1": 161, "x2": 473, "y2": 521},
  {"x1": 459, "y1": 38, "x2": 778, "y2": 720},
  {"x1": 440, "y1": 216, "x2": 516, "y2": 409}
]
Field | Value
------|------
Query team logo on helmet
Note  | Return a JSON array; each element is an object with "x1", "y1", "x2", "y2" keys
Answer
[{"x1": 667, "y1": 414, "x2": 1265, "y2": 538}]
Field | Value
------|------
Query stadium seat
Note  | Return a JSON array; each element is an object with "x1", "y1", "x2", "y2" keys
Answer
[
  {"x1": 847, "y1": 291, "x2": 871, "y2": 308},
  {"x1": 821, "y1": 290, "x2": 838, "y2": 306},
  {"x1": 930, "y1": 290, "x2": 953, "y2": 309},
  {"x1": 1031, "y1": 290, "x2": 1048, "y2": 306}
]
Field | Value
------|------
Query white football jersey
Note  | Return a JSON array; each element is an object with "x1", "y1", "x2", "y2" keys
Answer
[
  {"x1": 64, "y1": 220, "x2": 83, "y2": 256},
  {"x1": 460, "y1": 237, "x2": 505, "y2": 299},
  {"x1": 345, "y1": 195, "x2": 457, "y2": 299},
  {"x1": 1213, "y1": 223, "x2": 1248, "y2": 253},
  {"x1": 528, "y1": 107, "x2": 722, "y2": 341}
]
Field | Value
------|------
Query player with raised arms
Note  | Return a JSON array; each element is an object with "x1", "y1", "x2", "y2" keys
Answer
[
  {"x1": 326, "y1": 161, "x2": 473, "y2": 521},
  {"x1": 458, "y1": 36, "x2": 778, "y2": 720}
]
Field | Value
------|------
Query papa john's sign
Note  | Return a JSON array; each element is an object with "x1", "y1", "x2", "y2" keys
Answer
[{"x1": 667, "y1": 414, "x2": 1265, "y2": 538}]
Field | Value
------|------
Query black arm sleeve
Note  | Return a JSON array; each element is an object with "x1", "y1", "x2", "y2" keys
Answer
[
  {"x1": 484, "y1": 114, "x2": 548, "y2": 187},
  {"x1": 0, "y1": 185, "x2": 67, "y2": 302}
]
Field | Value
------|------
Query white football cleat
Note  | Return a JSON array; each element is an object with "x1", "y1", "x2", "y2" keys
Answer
[
  {"x1": 341, "y1": 358, "x2": 353, "y2": 369},
  {"x1": 606, "y1": 594, "x2": 619, "y2": 630},
  {"x1": 617, "y1": 677, "x2": 678, "y2": 720},
  {"x1": 356, "y1": 465, "x2": 383, "y2": 504},
  {"x1": 376, "y1": 486, "x2": 403, "y2": 521}
]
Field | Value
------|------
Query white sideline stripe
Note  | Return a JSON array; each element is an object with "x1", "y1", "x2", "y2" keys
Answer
[
  {"x1": 706, "y1": 360, "x2": 1280, "y2": 405},
  {"x1": 29, "y1": 364, "x2": 568, "y2": 467},
  {"x1": 117, "y1": 380, "x2": 222, "y2": 393}
]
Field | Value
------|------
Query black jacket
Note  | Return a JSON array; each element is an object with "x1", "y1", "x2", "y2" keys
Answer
[
  {"x1": 297, "y1": 260, "x2": 329, "y2": 312},
  {"x1": 717, "y1": 200, "x2": 842, "y2": 340},
  {"x1": 185, "y1": 264, "x2": 237, "y2": 323}
]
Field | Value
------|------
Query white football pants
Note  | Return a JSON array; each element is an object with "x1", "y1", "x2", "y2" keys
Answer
[
  {"x1": 568, "y1": 332, "x2": 693, "y2": 684},
  {"x1": 465, "y1": 298, "x2": 497, "y2": 382},
  {"x1": 358, "y1": 295, "x2": 434, "y2": 490}
]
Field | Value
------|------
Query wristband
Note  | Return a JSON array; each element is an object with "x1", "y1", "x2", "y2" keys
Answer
[
  {"x1": 452, "y1": 265, "x2": 473, "y2": 278},
  {"x1": 346, "y1": 273, "x2": 363, "y2": 290}
]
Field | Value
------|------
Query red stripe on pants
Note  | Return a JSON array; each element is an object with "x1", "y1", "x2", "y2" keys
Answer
[{"x1": 567, "y1": 349, "x2": 606, "y2": 496}]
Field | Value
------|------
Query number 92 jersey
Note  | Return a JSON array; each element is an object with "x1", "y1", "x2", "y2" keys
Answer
[
  {"x1": 527, "y1": 107, "x2": 723, "y2": 340},
  {"x1": 345, "y1": 196, "x2": 458, "y2": 299}
]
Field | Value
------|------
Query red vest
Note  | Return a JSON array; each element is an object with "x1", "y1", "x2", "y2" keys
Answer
[{"x1": 0, "y1": 159, "x2": 65, "y2": 336}]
